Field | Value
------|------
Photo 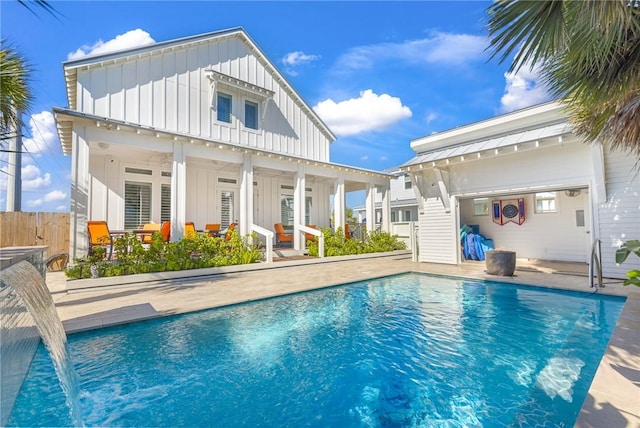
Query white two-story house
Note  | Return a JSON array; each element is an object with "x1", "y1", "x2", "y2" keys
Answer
[{"x1": 54, "y1": 27, "x2": 393, "y2": 259}]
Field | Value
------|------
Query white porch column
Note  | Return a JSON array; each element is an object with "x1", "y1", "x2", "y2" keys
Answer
[
  {"x1": 170, "y1": 142, "x2": 186, "y2": 241},
  {"x1": 239, "y1": 154, "x2": 254, "y2": 237},
  {"x1": 70, "y1": 128, "x2": 90, "y2": 259},
  {"x1": 293, "y1": 164, "x2": 306, "y2": 250},
  {"x1": 333, "y1": 177, "x2": 345, "y2": 231},
  {"x1": 365, "y1": 183, "x2": 376, "y2": 235},
  {"x1": 591, "y1": 142, "x2": 607, "y2": 204},
  {"x1": 381, "y1": 185, "x2": 391, "y2": 232}
]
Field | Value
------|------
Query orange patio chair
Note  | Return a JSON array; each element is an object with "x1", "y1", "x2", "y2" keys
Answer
[
  {"x1": 185, "y1": 222, "x2": 197, "y2": 239},
  {"x1": 139, "y1": 223, "x2": 161, "y2": 244},
  {"x1": 345, "y1": 223, "x2": 353, "y2": 239},
  {"x1": 160, "y1": 221, "x2": 171, "y2": 242},
  {"x1": 274, "y1": 223, "x2": 292, "y2": 246},
  {"x1": 87, "y1": 220, "x2": 115, "y2": 259},
  {"x1": 225, "y1": 222, "x2": 237, "y2": 241},
  {"x1": 205, "y1": 223, "x2": 221, "y2": 237}
]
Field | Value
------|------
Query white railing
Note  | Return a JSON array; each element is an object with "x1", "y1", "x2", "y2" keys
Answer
[
  {"x1": 589, "y1": 239, "x2": 603, "y2": 288},
  {"x1": 299, "y1": 224, "x2": 324, "y2": 258},
  {"x1": 411, "y1": 222, "x2": 419, "y2": 262},
  {"x1": 389, "y1": 221, "x2": 416, "y2": 250},
  {"x1": 251, "y1": 224, "x2": 273, "y2": 263}
]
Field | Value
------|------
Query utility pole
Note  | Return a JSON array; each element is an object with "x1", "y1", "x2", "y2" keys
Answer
[{"x1": 5, "y1": 111, "x2": 22, "y2": 212}]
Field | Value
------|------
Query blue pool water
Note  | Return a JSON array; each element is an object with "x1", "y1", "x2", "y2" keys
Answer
[{"x1": 9, "y1": 273, "x2": 624, "y2": 427}]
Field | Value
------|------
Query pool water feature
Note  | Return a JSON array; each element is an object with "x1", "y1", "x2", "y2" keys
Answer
[
  {"x1": 8, "y1": 273, "x2": 624, "y2": 427},
  {"x1": 1, "y1": 261, "x2": 83, "y2": 427}
]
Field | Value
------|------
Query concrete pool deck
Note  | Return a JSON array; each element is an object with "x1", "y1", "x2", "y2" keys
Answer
[{"x1": 46, "y1": 252, "x2": 639, "y2": 427}]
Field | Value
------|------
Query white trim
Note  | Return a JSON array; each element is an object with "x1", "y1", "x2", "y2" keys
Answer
[
  {"x1": 205, "y1": 69, "x2": 275, "y2": 100},
  {"x1": 434, "y1": 168, "x2": 451, "y2": 213}
]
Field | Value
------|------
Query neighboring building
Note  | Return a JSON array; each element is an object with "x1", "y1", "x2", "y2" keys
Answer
[
  {"x1": 54, "y1": 27, "x2": 392, "y2": 259},
  {"x1": 352, "y1": 170, "x2": 418, "y2": 225},
  {"x1": 400, "y1": 101, "x2": 639, "y2": 279}
]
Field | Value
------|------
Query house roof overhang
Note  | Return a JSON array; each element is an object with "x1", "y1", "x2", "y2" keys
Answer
[
  {"x1": 52, "y1": 108, "x2": 390, "y2": 182},
  {"x1": 400, "y1": 101, "x2": 575, "y2": 172},
  {"x1": 61, "y1": 27, "x2": 336, "y2": 142}
]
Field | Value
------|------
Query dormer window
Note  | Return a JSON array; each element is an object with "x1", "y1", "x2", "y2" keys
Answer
[
  {"x1": 245, "y1": 100, "x2": 258, "y2": 130},
  {"x1": 217, "y1": 92, "x2": 232, "y2": 123},
  {"x1": 206, "y1": 69, "x2": 274, "y2": 129}
]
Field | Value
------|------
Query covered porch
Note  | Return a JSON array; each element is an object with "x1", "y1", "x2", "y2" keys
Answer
[{"x1": 55, "y1": 109, "x2": 392, "y2": 259}]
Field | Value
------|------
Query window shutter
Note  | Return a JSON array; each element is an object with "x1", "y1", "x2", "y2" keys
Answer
[
  {"x1": 124, "y1": 182, "x2": 151, "y2": 229},
  {"x1": 217, "y1": 93, "x2": 232, "y2": 123},
  {"x1": 245, "y1": 101, "x2": 258, "y2": 129},
  {"x1": 161, "y1": 184, "x2": 171, "y2": 222},
  {"x1": 221, "y1": 191, "x2": 234, "y2": 228}
]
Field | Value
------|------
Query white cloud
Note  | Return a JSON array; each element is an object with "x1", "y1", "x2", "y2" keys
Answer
[
  {"x1": 25, "y1": 198, "x2": 43, "y2": 208},
  {"x1": 425, "y1": 112, "x2": 438, "y2": 124},
  {"x1": 313, "y1": 89, "x2": 412, "y2": 136},
  {"x1": 68, "y1": 29, "x2": 155, "y2": 60},
  {"x1": 500, "y1": 64, "x2": 550, "y2": 112},
  {"x1": 55, "y1": 204, "x2": 68, "y2": 211},
  {"x1": 44, "y1": 190, "x2": 67, "y2": 202},
  {"x1": 334, "y1": 32, "x2": 487, "y2": 73},
  {"x1": 282, "y1": 51, "x2": 320, "y2": 76},
  {"x1": 23, "y1": 111, "x2": 59, "y2": 157},
  {"x1": 282, "y1": 51, "x2": 319, "y2": 66},
  {"x1": 21, "y1": 164, "x2": 52, "y2": 191}
]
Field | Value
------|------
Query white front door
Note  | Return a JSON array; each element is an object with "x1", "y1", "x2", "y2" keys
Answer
[{"x1": 218, "y1": 188, "x2": 238, "y2": 229}]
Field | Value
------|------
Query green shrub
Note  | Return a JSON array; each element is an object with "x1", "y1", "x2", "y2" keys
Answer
[
  {"x1": 616, "y1": 239, "x2": 640, "y2": 287},
  {"x1": 65, "y1": 229, "x2": 264, "y2": 279},
  {"x1": 307, "y1": 227, "x2": 406, "y2": 257}
]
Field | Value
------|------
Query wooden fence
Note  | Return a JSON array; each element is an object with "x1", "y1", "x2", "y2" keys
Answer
[{"x1": 0, "y1": 212, "x2": 70, "y2": 257}]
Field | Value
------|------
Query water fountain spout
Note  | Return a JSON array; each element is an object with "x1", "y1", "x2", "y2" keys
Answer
[{"x1": 0, "y1": 260, "x2": 84, "y2": 426}]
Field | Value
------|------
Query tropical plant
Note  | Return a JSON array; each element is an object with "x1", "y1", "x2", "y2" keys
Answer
[
  {"x1": 0, "y1": 42, "x2": 32, "y2": 138},
  {"x1": 615, "y1": 240, "x2": 640, "y2": 287},
  {"x1": 1, "y1": 1, "x2": 58, "y2": 139},
  {"x1": 307, "y1": 227, "x2": 406, "y2": 257},
  {"x1": 486, "y1": 0, "x2": 640, "y2": 159},
  {"x1": 64, "y1": 230, "x2": 263, "y2": 279}
]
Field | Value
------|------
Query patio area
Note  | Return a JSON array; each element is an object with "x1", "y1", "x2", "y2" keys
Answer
[{"x1": 45, "y1": 252, "x2": 639, "y2": 427}]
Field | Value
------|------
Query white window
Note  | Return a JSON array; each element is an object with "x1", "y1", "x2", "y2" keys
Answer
[
  {"x1": 280, "y1": 194, "x2": 312, "y2": 227},
  {"x1": 391, "y1": 211, "x2": 397, "y2": 222},
  {"x1": 535, "y1": 192, "x2": 557, "y2": 213},
  {"x1": 216, "y1": 92, "x2": 232, "y2": 123},
  {"x1": 221, "y1": 190, "x2": 235, "y2": 228},
  {"x1": 124, "y1": 181, "x2": 151, "y2": 229},
  {"x1": 404, "y1": 210, "x2": 411, "y2": 221},
  {"x1": 404, "y1": 175, "x2": 412, "y2": 190},
  {"x1": 474, "y1": 198, "x2": 489, "y2": 216},
  {"x1": 244, "y1": 100, "x2": 258, "y2": 130},
  {"x1": 160, "y1": 184, "x2": 171, "y2": 223}
]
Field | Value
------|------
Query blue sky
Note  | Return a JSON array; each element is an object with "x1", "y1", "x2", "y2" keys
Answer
[{"x1": 0, "y1": 1, "x2": 551, "y2": 212}]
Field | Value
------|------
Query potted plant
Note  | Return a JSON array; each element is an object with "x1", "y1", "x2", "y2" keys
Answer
[{"x1": 485, "y1": 249, "x2": 516, "y2": 276}]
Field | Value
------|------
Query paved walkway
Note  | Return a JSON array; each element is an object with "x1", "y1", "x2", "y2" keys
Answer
[{"x1": 46, "y1": 252, "x2": 639, "y2": 427}]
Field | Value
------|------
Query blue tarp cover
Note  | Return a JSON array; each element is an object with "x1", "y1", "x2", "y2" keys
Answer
[{"x1": 461, "y1": 225, "x2": 495, "y2": 261}]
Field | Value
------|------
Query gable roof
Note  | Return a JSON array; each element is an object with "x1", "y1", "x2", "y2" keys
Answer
[{"x1": 61, "y1": 27, "x2": 335, "y2": 141}]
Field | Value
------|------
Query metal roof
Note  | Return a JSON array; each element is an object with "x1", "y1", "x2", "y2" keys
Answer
[{"x1": 401, "y1": 122, "x2": 573, "y2": 168}]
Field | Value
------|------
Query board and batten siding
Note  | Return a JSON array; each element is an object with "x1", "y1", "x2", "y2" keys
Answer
[
  {"x1": 597, "y1": 149, "x2": 640, "y2": 278},
  {"x1": 447, "y1": 141, "x2": 592, "y2": 195},
  {"x1": 75, "y1": 35, "x2": 330, "y2": 163},
  {"x1": 418, "y1": 197, "x2": 457, "y2": 264}
]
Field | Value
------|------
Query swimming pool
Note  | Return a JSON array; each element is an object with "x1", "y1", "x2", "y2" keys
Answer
[{"x1": 8, "y1": 273, "x2": 624, "y2": 427}]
